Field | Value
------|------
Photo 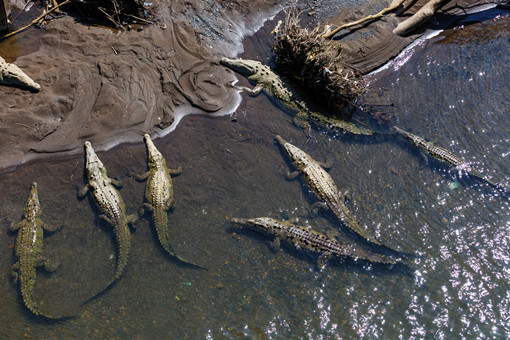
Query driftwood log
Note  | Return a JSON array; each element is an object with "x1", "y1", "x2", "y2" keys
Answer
[{"x1": 393, "y1": 0, "x2": 449, "y2": 36}]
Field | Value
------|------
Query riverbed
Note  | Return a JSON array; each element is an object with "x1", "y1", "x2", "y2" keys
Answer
[{"x1": 0, "y1": 5, "x2": 509, "y2": 340}]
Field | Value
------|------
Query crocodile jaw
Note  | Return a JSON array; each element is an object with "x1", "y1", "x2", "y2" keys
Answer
[
  {"x1": 220, "y1": 58, "x2": 257, "y2": 77},
  {"x1": 143, "y1": 134, "x2": 164, "y2": 165},
  {"x1": 84, "y1": 141, "x2": 105, "y2": 173},
  {"x1": 25, "y1": 182, "x2": 40, "y2": 220},
  {"x1": 275, "y1": 135, "x2": 308, "y2": 169},
  {"x1": 231, "y1": 217, "x2": 277, "y2": 234},
  {"x1": 0, "y1": 57, "x2": 41, "y2": 92}
]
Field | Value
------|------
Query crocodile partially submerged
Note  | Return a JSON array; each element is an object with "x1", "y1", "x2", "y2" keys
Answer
[
  {"x1": 79, "y1": 141, "x2": 137, "y2": 290},
  {"x1": 393, "y1": 126, "x2": 501, "y2": 188},
  {"x1": 9, "y1": 182, "x2": 63, "y2": 319},
  {"x1": 134, "y1": 134, "x2": 204, "y2": 269},
  {"x1": 220, "y1": 57, "x2": 374, "y2": 136},
  {"x1": 231, "y1": 217, "x2": 398, "y2": 265},
  {"x1": 0, "y1": 56, "x2": 41, "y2": 92},
  {"x1": 275, "y1": 135, "x2": 387, "y2": 247}
]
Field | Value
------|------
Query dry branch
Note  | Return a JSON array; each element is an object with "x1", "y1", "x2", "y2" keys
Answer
[
  {"x1": 322, "y1": 0, "x2": 407, "y2": 39},
  {"x1": 1, "y1": 0, "x2": 70, "y2": 40}
]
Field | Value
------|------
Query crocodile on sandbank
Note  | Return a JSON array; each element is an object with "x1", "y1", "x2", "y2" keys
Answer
[
  {"x1": 9, "y1": 182, "x2": 64, "y2": 319},
  {"x1": 231, "y1": 217, "x2": 398, "y2": 265},
  {"x1": 393, "y1": 126, "x2": 502, "y2": 189},
  {"x1": 78, "y1": 141, "x2": 137, "y2": 293},
  {"x1": 220, "y1": 57, "x2": 374, "y2": 136},
  {"x1": 134, "y1": 134, "x2": 205, "y2": 269},
  {"x1": 275, "y1": 135, "x2": 391, "y2": 247},
  {"x1": 0, "y1": 56, "x2": 41, "y2": 92}
]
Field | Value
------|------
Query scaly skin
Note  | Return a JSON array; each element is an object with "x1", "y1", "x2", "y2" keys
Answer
[
  {"x1": 275, "y1": 135, "x2": 385, "y2": 246},
  {"x1": 220, "y1": 57, "x2": 373, "y2": 136},
  {"x1": 0, "y1": 56, "x2": 41, "y2": 91},
  {"x1": 10, "y1": 182, "x2": 62, "y2": 318},
  {"x1": 136, "y1": 134, "x2": 204, "y2": 268},
  {"x1": 231, "y1": 217, "x2": 397, "y2": 265},
  {"x1": 79, "y1": 141, "x2": 136, "y2": 282},
  {"x1": 393, "y1": 126, "x2": 499, "y2": 188}
]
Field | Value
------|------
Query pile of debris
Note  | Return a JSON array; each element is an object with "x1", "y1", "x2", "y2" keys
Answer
[
  {"x1": 272, "y1": 10, "x2": 365, "y2": 119},
  {"x1": 69, "y1": 0, "x2": 152, "y2": 30},
  {"x1": 1, "y1": 0, "x2": 152, "y2": 38}
]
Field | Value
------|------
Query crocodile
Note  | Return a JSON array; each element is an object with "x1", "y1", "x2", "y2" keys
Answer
[
  {"x1": 393, "y1": 126, "x2": 500, "y2": 188},
  {"x1": 231, "y1": 217, "x2": 398, "y2": 265},
  {"x1": 9, "y1": 182, "x2": 63, "y2": 318},
  {"x1": 220, "y1": 57, "x2": 374, "y2": 136},
  {"x1": 78, "y1": 141, "x2": 137, "y2": 287},
  {"x1": 275, "y1": 135, "x2": 387, "y2": 246},
  {"x1": 0, "y1": 56, "x2": 41, "y2": 92},
  {"x1": 134, "y1": 134, "x2": 205, "y2": 269}
]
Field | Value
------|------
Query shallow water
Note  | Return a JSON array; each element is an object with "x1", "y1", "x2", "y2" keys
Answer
[{"x1": 1, "y1": 9, "x2": 509, "y2": 339}]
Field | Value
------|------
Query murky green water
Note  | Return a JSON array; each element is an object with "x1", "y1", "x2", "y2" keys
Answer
[{"x1": 1, "y1": 9, "x2": 509, "y2": 339}]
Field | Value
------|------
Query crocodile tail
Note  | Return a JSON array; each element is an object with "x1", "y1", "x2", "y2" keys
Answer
[
  {"x1": 20, "y1": 265, "x2": 41, "y2": 316},
  {"x1": 81, "y1": 221, "x2": 131, "y2": 306},
  {"x1": 153, "y1": 208, "x2": 170, "y2": 249},
  {"x1": 19, "y1": 265, "x2": 75, "y2": 319},
  {"x1": 81, "y1": 277, "x2": 117, "y2": 306},
  {"x1": 113, "y1": 222, "x2": 131, "y2": 280},
  {"x1": 153, "y1": 209, "x2": 206, "y2": 270},
  {"x1": 353, "y1": 248, "x2": 400, "y2": 265},
  {"x1": 330, "y1": 203, "x2": 383, "y2": 246}
]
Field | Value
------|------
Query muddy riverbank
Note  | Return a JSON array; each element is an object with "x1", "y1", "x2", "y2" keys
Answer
[{"x1": 0, "y1": 0, "x2": 505, "y2": 173}]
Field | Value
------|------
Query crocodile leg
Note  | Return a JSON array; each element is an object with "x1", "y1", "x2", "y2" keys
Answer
[
  {"x1": 317, "y1": 253, "x2": 332, "y2": 269},
  {"x1": 168, "y1": 166, "x2": 183, "y2": 175},
  {"x1": 10, "y1": 262, "x2": 20, "y2": 283},
  {"x1": 77, "y1": 185, "x2": 90, "y2": 198},
  {"x1": 419, "y1": 151, "x2": 430, "y2": 164},
  {"x1": 41, "y1": 223, "x2": 62, "y2": 232},
  {"x1": 132, "y1": 171, "x2": 150, "y2": 181},
  {"x1": 269, "y1": 237, "x2": 282, "y2": 252},
  {"x1": 110, "y1": 178, "x2": 122, "y2": 188},
  {"x1": 36, "y1": 256, "x2": 59, "y2": 272},
  {"x1": 284, "y1": 170, "x2": 301, "y2": 180},
  {"x1": 326, "y1": 229, "x2": 341, "y2": 239},
  {"x1": 311, "y1": 201, "x2": 329, "y2": 214},
  {"x1": 8, "y1": 221, "x2": 23, "y2": 232},
  {"x1": 237, "y1": 83, "x2": 264, "y2": 96},
  {"x1": 318, "y1": 159, "x2": 332, "y2": 169},
  {"x1": 141, "y1": 202, "x2": 153, "y2": 215},
  {"x1": 293, "y1": 111, "x2": 312, "y2": 137},
  {"x1": 165, "y1": 197, "x2": 175, "y2": 210},
  {"x1": 126, "y1": 214, "x2": 138, "y2": 229},
  {"x1": 98, "y1": 215, "x2": 114, "y2": 224}
]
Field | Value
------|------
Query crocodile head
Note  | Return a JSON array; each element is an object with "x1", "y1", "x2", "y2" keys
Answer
[
  {"x1": 393, "y1": 126, "x2": 428, "y2": 148},
  {"x1": 0, "y1": 57, "x2": 41, "y2": 92},
  {"x1": 231, "y1": 217, "x2": 282, "y2": 236},
  {"x1": 24, "y1": 182, "x2": 41, "y2": 220},
  {"x1": 84, "y1": 141, "x2": 107, "y2": 180},
  {"x1": 220, "y1": 58, "x2": 261, "y2": 77},
  {"x1": 275, "y1": 135, "x2": 309, "y2": 170},
  {"x1": 143, "y1": 134, "x2": 164, "y2": 166}
]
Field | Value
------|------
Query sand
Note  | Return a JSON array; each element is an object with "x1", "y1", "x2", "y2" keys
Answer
[{"x1": 0, "y1": 0, "x2": 503, "y2": 172}]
